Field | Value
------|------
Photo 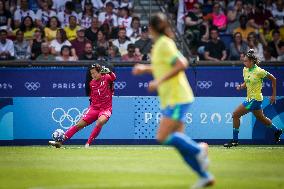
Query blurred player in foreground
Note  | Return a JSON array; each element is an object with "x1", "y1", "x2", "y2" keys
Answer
[
  {"x1": 49, "y1": 64, "x2": 116, "y2": 148},
  {"x1": 224, "y1": 49, "x2": 282, "y2": 148},
  {"x1": 132, "y1": 13, "x2": 215, "y2": 189}
]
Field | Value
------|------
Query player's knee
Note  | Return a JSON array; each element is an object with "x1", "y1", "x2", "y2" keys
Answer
[{"x1": 232, "y1": 111, "x2": 241, "y2": 119}]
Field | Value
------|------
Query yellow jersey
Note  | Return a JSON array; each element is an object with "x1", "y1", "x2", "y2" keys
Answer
[
  {"x1": 151, "y1": 35, "x2": 194, "y2": 108},
  {"x1": 243, "y1": 65, "x2": 268, "y2": 101},
  {"x1": 64, "y1": 26, "x2": 80, "y2": 41},
  {"x1": 44, "y1": 27, "x2": 58, "y2": 41}
]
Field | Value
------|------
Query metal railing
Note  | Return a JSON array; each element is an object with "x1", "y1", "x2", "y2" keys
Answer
[{"x1": 0, "y1": 60, "x2": 283, "y2": 67}]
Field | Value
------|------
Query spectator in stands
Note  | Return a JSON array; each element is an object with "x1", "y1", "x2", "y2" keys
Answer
[
  {"x1": 248, "y1": 2, "x2": 273, "y2": 29},
  {"x1": 96, "y1": 46, "x2": 108, "y2": 61},
  {"x1": 52, "y1": 0, "x2": 71, "y2": 12},
  {"x1": 14, "y1": 30, "x2": 30, "y2": 60},
  {"x1": 30, "y1": 28, "x2": 45, "y2": 60},
  {"x1": 55, "y1": 45, "x2": 77, "y2": 61},
  {"x1": 247, "y1": 32, "x2": 264, "y2": 61},
  {"x1": 35, "y1": 0, "x2": 56, "y2": 28},
  {"x1": 81, "y1": 0, "x2": 103, "y2": 14},
  {"x1": 211, "y1": 2, "x2": 227, "y2": 32},
  {"x1": 259, "y1": 18, "x2": 277, "y2": 47},
  {"x1": 36, "y1": 42, "x2": 55, "y2": 60},
  {"x1": 16, "y1": 16, "x2": 36, "y2": 41},
  {"x1": 64, "y1": 16, "x2": 80, "y2": 41},
  {"x1": 79, "y1": 2, "x2": 96, "y2": 29},
  {"x1": 271, "y1": 0, "x2": 284, "y2": 27},
  {"x1": 121, "y1": 43, "x2": 141, "y2": 61},
  {"x1": 264, "y1": 0, "x2": 274, "y2": 12},
  {"x1": 119, "y1": 0, "x2": 133, "y2": 9},
  {"x1": 0, "y1": 29, "x2": 14, "y2": 60},
  {"x1": 263, "y1": 46, "x2": 277, "y2": 61},
  {"x1": 98, "y1": 2, "x2": 118, "y2": 28},
  {"x1": 0, "y1": 0, "x2": 12, "y2": 31},
  {"x1": 79, "y1": 42, "x2": 96, "y2": 60},
  {"x1": 50, "y1": 29, "x2": 72, "y2": 56},
  {"x1": 127, "y1": 16, "x2": 141, "y2": 41},
  {"x1": 184, "y1": 2, "x2": 204, "y2": 48},
  {"x1": 71, "y1": 28, "x2": 90, "y2": 57},
  {"x1": 14, "y1": 0, "x2": 36, "y2": 28},
  {"x1": 204, "y1": 27, "x2": 227, "y2": 61},
  {"x1": 44, "y1": 16, "x2": 60, "y2": 42},
  {"x1": 118, "y1": 7, "x2": 132, "y2": 34},
  {"x1": 176, "y1": 0, "x2": 198, "y2": 34},
  {"x1": 277, "y1": 41, "x2": 284, "y2": 61},
  {"x1": 233, "y1": 15, "x2": 255, "y2": 42},
  {"x1": 229, "y1": 32, "x2": 248, "y2": 60},
  {"x1": 108, "y1": 44, "x2": 121, "y2": 61},
  {"x1": 57, "y1": 1, "x2": 78, "y2": 28},
  {"x1": 135, "y1": 25, "x2": 152, "y2": 60},
  {"x1": 113, "y1": 27, "x2": 131, "y2": 56},
  {"x1": 267, "y1": 30, "x2": 282, "y2": 59},
  {"x1": 85, "y1": 17, "x2": 100, "y2": 45},
  {"x1": 226, "y1": 0, "x2": 244, "y2": 34},
  {"x1": 94, "y1": 30, "x2": 109, "y2": 51}
]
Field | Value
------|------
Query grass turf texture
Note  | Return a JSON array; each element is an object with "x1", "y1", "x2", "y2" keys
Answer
[{"x1": 0, "y1": 146, "x2": 284, "y2": 189}]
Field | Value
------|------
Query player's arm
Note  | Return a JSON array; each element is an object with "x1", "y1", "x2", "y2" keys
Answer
[
  {"x1": 266, "y1": 73, "x2": 276, "y2": 104},
  {"x1": 132, "y1": 64, "x2": 152, "y2": 75},
  {"x1": 101, "y1": 66, "x2": 116, "y2": 81},
  {"x1": 236, "y1": 82, "x2": 246, "y2": 90},
  {"x1": 148, "y1": 56, "x2": 188, "y2": 92}
]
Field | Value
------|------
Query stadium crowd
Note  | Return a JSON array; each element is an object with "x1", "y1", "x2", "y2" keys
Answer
[
  {"x1": 0, "y1": 0, "x2": 283, "y2": 62},
  {"x1": 0, "y1": 0, "x2": 153, "y2": 61},
  {"x1": 171, "y1": 0, "x2": 284, "y2": 61}
]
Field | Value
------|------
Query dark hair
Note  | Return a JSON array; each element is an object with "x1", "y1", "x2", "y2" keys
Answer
[
  {"x1": 106, "y1": 2, "x2": 114, "y2": 8},
  {"x1": 82, "y1": 2, "x2": 94, "y2": 17},
  {"x1": 57, "y1": 28, "x2": 68, "y2": 42},
  {"x1": 0, "y1": 29, "x2": 7, "y2": 34},
  {"x1": 278, "y1": 41, "x2": 284, "y2": 48},
  {"x1": 209, "y1": 26, "x2": 219, "y2": 33},
  {"x1": 35, "y1": 27, "x2": 46, "y2": 39},
  {"x1": 65, "y1": 1, "x2": 75, "y2": 11},
  {"x1": 90, "y1": 63, "x2": 102, "y2": 72},
  {"x1": 60, "y1": 45, "x2": 72, "y2": 56},
  {"x1": 127, "y1": 43, "x2": 135, "y2": 50},
  {"x1": 46, "y1": 16, "x2": 61, "y2": 28},
  {"x1": 149, "y1": 13, "x2": 174, "y2": 39},
  {"x1": 272, "y1": 29, "x2": 280, "y2": 36},
  {"x1": 239, "y1": 14, "x2": 248, "y2": 22},
  {"x1": 20, "y1": 16, "x2": 34, "y2": 32},
  {"x1": 131, "y1": 17, "x2": 140, "y2": 28},
  {"x1": 16, "y1": 30, "x2": 23, "y2": 35},
  {"x1": 69, "y1": 15, "x2": 77, "y2": 22},
  {"x1": 245, "y1": 49, "x2": 260, "y2": 64}
]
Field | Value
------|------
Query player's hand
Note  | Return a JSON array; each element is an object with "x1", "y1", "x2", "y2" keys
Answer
[
  {"x1": 236, "y1": 85, "x2": 241, "y2": 90},
  {"x1": 132, "y1": 64, "x2": 147, "y2": 75},
  {"x1": 100, "y1": 66, "x2": 111, "y2": 74},
  {"x1": 148, "y1": 80, "x2": 158, "y2": 92},
  {"x1": 270, "y1": 95, "x2": 276, "y2": 104}
]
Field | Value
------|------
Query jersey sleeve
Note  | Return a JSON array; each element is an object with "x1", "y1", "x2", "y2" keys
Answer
[
  {"x1": 105, "y1": 72, "x2": 116, "y2": 83},
  {"x1": 257, "y1": 68, "x2": 268, "y2": 79}
]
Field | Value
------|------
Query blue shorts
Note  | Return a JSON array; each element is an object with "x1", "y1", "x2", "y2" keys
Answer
[
  {"x1": 242, "y1": 99, "x2": 262, "y2": 111},
  {"x1": 161, "y1": 103, "x2": 191, "y2": 123}
]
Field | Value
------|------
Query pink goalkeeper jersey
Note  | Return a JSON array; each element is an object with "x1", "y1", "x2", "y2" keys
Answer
[{"x1": 89, "y1": 72, "x2": 116, "y2": 109}]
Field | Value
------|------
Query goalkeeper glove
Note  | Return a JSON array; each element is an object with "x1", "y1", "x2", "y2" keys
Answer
[{"x1": 100, "y1": 66, "x2": 111, "y2": 74}]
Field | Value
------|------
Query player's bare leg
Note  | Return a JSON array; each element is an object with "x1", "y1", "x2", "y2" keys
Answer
[
  {"x1": 253, "y1": 109, "x2": 282, "y2": 143},
  {"x1": 224, "y1": 104, "x2": 249, "y2": 148}
]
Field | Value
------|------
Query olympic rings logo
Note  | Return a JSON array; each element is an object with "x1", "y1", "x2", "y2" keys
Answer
[
  {"x1": 24, "y1": 82, "x2": 41, "y2": 91},
  {"x1": 197, "y1": 81, "x2": 213, "y2": 89},
  {"x1": 114, "y1": 81, "x2": 127, "y2": 90},
  {"x1": 51, "y1": 108, "x2": 88, "y2": 129}
]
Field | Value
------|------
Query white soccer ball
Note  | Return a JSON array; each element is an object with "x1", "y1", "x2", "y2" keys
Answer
[{"x1": 52, "y1": 129, "x2": 65, "y2": 142}]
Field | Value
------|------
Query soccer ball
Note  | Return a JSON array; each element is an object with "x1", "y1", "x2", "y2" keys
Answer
[{"x1": 52, "y1": 129, "x2": 65, "y2": 142}]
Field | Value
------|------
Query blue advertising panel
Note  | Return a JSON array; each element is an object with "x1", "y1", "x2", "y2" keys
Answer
[
  {"x1": 0, "y1": 67, "x2": 283, "y2": 97},
  {"x1": 1, "y1": 97, "x2": 283, "y2": 141}
]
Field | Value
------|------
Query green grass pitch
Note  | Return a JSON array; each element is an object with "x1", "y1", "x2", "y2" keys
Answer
[{"x1": 0, "y1": 146, "x2": 284, "y2": 189}]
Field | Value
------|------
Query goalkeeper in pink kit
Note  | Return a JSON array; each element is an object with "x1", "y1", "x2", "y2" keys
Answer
[{"x1": 49, "y1": 64, "x2": 116, "y2": 148}]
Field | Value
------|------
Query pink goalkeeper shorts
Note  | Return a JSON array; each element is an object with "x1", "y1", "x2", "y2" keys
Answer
[{"x1": 82, "y1": 106, "x2": 112, "y2": 125}]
